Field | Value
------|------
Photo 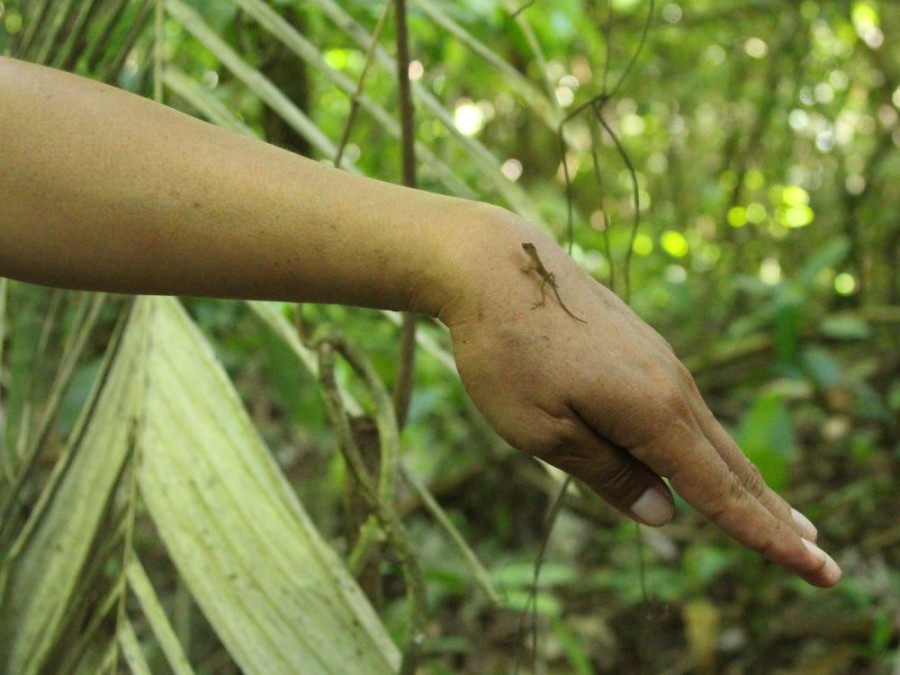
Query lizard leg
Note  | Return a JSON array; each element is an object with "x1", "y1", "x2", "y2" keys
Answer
[{"x1": 535, "y1": 276, "x2": 549, "y2": 307}]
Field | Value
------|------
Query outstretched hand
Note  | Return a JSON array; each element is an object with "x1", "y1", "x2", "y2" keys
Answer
[{"x1": 442, "y1": 227, "x2": 841, "y2": 588}]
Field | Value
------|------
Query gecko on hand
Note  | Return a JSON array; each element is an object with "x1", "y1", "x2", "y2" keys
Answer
[{"x1": 521, "y1": 242, "x2": 587, "y2": 324}]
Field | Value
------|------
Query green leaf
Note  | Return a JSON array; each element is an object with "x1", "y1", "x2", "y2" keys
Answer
[
  {"x1": 0, "y1": 304, "x2": 135, "y2": 673},
  {"x1": 819, "y1": 315, "x2": 872, "y2": 341},
  {"x1": 0, "y1": 301, "x2": 137, "y2": 674},
  {"x1": 735, "y1": 393, "x2": 797, "y2": 491},
  {"x1": 0, "y1": 296, "x2": 401, "y2": 673},
  {"x1": 134, "y1": 296, "x2": 400, "y2": 673},
  {"x1": 127, "y1": 557, "x2": 194, "y2": 675},
  {"x1": 801, "y1": 346, "x2": 843, "y2": 390}
]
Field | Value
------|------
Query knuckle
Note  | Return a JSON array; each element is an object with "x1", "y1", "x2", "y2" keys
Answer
[
  {"x1": 727, "y1": 469, "x2": 746, "y2": 502},
  {"x1": 650, "y1": 384, "x2": 693, "y2": 426},
  {"x1": 592, "y1": 461, "x2": 637, "y2": 497},
  {"x1": 673, "y1": 359, "x2": 701, "y2": 396},
  {"x1": 704, "y1": 469, "x2": 750, "y2": 528},
  {"x1": 743, "y1": 461, "x2": 766, "y2": 498}
]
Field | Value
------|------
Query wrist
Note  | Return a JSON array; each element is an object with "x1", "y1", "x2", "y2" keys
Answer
[{"x1": 412, "y1": 202, "x2": 538, "y2": 326}]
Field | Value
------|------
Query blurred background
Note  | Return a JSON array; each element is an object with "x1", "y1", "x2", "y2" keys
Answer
[{"x1": 1, "y1": 1, "x2": 898, "y2": 673}]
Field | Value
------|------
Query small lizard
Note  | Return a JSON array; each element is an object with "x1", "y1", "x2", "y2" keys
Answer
[{"x1": 521, "y1": 242, "x2": 587, "y2": 323}]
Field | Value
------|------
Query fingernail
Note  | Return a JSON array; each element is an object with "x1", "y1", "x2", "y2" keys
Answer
[
  {"x1": 801, "y1": 538, "x2": 842, "y2": 585},
  {"x1": 792, "y1": 508, "x2": 818, "y2": 541},
  {"x1": 631, "y1": 488, "x2": 674, "y2": 527}
]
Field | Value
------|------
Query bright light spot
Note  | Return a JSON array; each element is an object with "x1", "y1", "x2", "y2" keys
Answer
[
  {"x1": 744, "y1": 37, "x2": 769, "y2": 59},
  {"x1": 835, "y1": 112, "x2": 858, "y2": 145},
  {"x1": 782, "y1": 185, "x2": 810, "y2": 206},
  {"x1": 852, "y1": 2, "x2": 883, "y2": 47},
  {"x1": 727, "y1": 206, "x2": 747, "y2": 228},
  {"x1": 878, "y1": 105, "x2": 898, "y2": 128},
  {"x1": 661, "y1": 230, "x2": 689, "y2": 258},
  {"x1": 789, "y1": 109, "x2": 809, "y2": 131},
  {"x1": 453, "y1": 99, "x2": 484, "y2": 136},
  {"x1": 666, "y1": 265, "x2": 687, "y2": 284},
  {"x1": 669, "y1": 115, "x2": 686, "y2": 134},
  {"x1": 546, "y1": 61, "x2": 566, "y2": 82},
  {"x1": 501, "y1": 159, "x2": 523, "y2": 181},
  {"x1": 408, "y1": 60, "x2": 424, "y2": 81},
  {"x1": 4, "y1": 9, "x2": 21, "y2": 34},
  {"x1": 590, "y1": 211, "x2": 607, "y2": 231},
  {"x1": 559, "y1": 74, "x2": 579, "y2": 90},
  {"x1": 324, "y1": 48, "x2": 352, "y2": 70},
  {"x1": 829, "y1": 70, "x2": 849, "y2": 91},
  {"x1": 760, "y1": 258, "x2": 782, "y2": 285},
  {"x1": 122, "y1": 57, "x2": 139, "y2": 79},
  {"x1": 862, "y1": 27, "x2": 883, "y2": 48},
  {"x1": 705, "y1": 44, "x2": 726, "y2": 65},
  {"x1": 744, "y1": 169, "x2": 766, "y2": 191},
  {"x1": 611, "y1": 0, "x2": 641, "y2": 11},
  {"x1": 892, "y1": 86, "x2": 900, "y2": 109},
  {"x1": 202, "y1": 70, "x2": 219, "y2": 88},
  {"x1": 815, "y1": 82, "x2": 834, "y2": 104},
  {"x1": 346, "y1": 144, "x2": 363, "y2": 163},
  {"x1": 834, "y1": 272, "x2": 857, "y2": 295},
  {"x1": 620, "y1": 113, "x2": 646, "y2": 136},
  {"x1": 816, "y1": 129, "x2": 835, "y2": 152},
  {"x1": 633, "y1": 233, "x2": 654, "y2": 256},
  {"x1": 746, "y1": 203, "x2": 767, "y2": 224},
  {"x1": 852, "y1": 3, "x2": 879, "y2": 30},
  {"x1": 783, "y1": 205, "x2": 815, "y2": 228},
  {"x1": 662, "y1": 3, "x2": 682, "y2": 23},
  {"x1": 555, "y1": 86, "x2": 575, "y2": 107},
  {"x1": 845, "y1": 175, "x2": 866, "y2": 195}
]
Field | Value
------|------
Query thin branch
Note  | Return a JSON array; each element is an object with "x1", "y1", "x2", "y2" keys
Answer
[
  {"x1": 334, "y1": 1, "x2": 393, "y2": 167},
  {"x1": 0, "y1": 278, "x2": 9, "y2": 483},
  {"x1": 392, "y1": 0, "x2": 418, "y2": 431},
  {"x1": 509, "y1": 1, "x2": 535, "y2": 19}
]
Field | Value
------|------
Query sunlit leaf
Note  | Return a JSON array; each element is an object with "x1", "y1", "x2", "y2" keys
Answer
[{"x1": 134, "y1": 296, "x2": 400, "y2": 673}]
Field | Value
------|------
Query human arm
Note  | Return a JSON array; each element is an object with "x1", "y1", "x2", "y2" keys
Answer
[{"x1": 0, "y1": 57, "x2": 840, "y2": 587}]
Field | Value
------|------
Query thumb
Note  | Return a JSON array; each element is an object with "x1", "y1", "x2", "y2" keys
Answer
[{"x1": 538, "y1": 427, "x2": 675, "y2": 527}]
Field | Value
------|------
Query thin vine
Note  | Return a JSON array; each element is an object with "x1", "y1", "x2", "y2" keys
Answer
[{"x1": 314, "y1": 333, "x2": 427, "y2": 675}]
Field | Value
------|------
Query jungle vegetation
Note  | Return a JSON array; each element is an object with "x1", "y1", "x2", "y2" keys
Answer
[{"x1": 0, "y1": 0, "x2": 898, "y2": 673}]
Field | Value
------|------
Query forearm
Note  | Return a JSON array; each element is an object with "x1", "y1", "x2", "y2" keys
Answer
[{"x1": 0, "y1": 56, "x2": 515, "y2": 316}]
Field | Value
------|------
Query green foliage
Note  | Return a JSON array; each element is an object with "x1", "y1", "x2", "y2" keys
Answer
[
  {"x1": 736, "y1": 392, "x2": 797, "y2": 491},
  {"x1": 2, "y1": 0, "x2": 899, "y2": 672}
]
